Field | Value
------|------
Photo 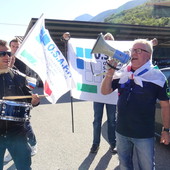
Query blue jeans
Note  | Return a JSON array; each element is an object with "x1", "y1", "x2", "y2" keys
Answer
[
  {"x1": 25, "y1": 121, "x2": 37, "y2": 146},
  {"x1": 92, "y1": 102, "x2": 116, "y2": 146},
  {"x1": 116, "y1": 132, "x2": 155, "y2": 170},
  {"x1": 0, "y1": 134, "x2": 31, "y2": 170}
]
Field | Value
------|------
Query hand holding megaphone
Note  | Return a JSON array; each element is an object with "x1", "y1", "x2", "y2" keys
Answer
[
  {"x1": 105, "y1": 59, "x2": 119, "y2": 70},
  {"x1": 91, "y1": 33, "x2": 131, "y2": 64}
]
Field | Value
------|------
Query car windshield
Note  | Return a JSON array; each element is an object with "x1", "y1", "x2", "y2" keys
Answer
[
  {"x1": 161, "y1": 69, "x2": 170, "y2": 87},
  {"x1": 162, "y1": 70, "x2": 170, "y2": 78}
]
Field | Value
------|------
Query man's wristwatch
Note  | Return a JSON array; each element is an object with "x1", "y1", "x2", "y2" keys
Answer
[{"x1": 162, "y1": 127, "x2": 170, "y2": 132}]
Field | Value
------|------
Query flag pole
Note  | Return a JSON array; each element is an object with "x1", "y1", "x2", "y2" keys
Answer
[{"x1": 61, "y1": 32, "x2": 74, "y2": 133}]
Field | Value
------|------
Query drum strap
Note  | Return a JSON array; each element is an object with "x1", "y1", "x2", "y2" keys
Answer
[
  {"x1": 9, "y1": 70, "x2": 23, "y2": 88},
  {"x1": 8, "y1": 70, "x2": 28, "y2": 102}
]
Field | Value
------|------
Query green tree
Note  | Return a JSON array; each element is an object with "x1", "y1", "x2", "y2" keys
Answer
[{"x1": 104, "y1": 0, "x2": 170, "y2": 27}]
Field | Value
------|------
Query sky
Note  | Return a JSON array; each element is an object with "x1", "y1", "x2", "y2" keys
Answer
[{"x1": 0, "y1": 0, "x2": 132, "y2": 42}]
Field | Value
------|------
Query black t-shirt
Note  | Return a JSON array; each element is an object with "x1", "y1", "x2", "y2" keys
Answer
[{"x1": 112, "y1": 78, "x2": 169, "y2": 138}]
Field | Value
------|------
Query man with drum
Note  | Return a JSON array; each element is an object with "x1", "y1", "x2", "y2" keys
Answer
[
  {"x1": 0, "y1": 39, "x2": 40, "y2": 170},
  {"x1": 3, "y1": 38, "x2": 38, "y2": 163}
]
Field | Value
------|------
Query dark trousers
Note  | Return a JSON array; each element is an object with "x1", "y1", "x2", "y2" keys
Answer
[
  {"x1": 25, "y1": 121, "x2": 37, "y2": 146},
  {"x1": 0, "y1": 135, "x2": 31, "y2": 170},
  {"x1": 93, "y1": 102, "x2": 117, "y2": 146}
]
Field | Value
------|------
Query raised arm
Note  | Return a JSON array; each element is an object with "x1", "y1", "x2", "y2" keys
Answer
[{"x1": 101, "y1": 60, "x2": 117, "y2": 95}]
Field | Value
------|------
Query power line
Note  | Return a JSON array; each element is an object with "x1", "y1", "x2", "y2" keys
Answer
[{"x1": 0, "y1": 23, "x2": 28, "y2": 27}]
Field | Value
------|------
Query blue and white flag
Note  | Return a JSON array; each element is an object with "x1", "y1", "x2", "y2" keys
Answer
[
  {"x1": 15, "y1": 14, "x2": 75, "y2": 104},
  {"x1": 68, "y1": 38, "x2": 133, "y2": 104}
]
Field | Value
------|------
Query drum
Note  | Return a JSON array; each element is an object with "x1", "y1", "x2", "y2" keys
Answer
[{"x1": 0, "y1": 100, "x2": 32, "y2": 122}]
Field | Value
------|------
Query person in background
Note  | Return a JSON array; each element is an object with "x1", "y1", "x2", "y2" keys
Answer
[
  {"x1": 4, "y1": 38, "x2": 38, "y2": 163},
  {"x1": 9, "y1": 38, "x2": 26, "y2": 74},
  {"x1": 101, "y1": 38, "x2": 170, "y2": 169},
  {"x1": 90, "y1": 33, "x2": 117, "y2": 154},
  {"x1": 0, "y1": 39, "x2": 40, "y2": 169}
]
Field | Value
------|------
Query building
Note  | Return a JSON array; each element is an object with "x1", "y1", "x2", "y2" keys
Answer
[
  {"x1": 24, "y1": 18, "x2": 170, "y2": 68},
  {"x1": 147, "y1": 1, "x2": 170, "y2": 18}
]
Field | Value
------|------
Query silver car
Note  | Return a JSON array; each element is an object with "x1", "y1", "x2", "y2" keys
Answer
[{"x1": 155, "y1": 67, "x2": 170, "y2": 137}]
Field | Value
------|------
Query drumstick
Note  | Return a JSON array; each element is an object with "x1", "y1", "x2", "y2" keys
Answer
[{"x1": 2, "y1": 95, "x2": 47, "y2": 100}]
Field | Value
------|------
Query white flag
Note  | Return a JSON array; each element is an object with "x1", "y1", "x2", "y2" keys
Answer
[
  {"x1": 68, "y1": 38, "x2": 133, "y2": 104},
  {"x1": 15, "y1": 14, "x2": 75, "y2": 104}
]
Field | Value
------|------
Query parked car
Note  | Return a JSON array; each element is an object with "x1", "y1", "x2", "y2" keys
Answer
[{"x1": 155, "y1": 67, "x2": 170, "y2": 138}]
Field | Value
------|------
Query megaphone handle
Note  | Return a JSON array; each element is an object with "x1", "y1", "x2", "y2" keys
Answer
[{"x1": 106, "y1": 61, "x2": 119, "y2": 70}]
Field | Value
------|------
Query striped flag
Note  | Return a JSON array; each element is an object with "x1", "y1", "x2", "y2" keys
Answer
[{"x1": 26, "y1": 76, "x2": 37, "y2": 90}]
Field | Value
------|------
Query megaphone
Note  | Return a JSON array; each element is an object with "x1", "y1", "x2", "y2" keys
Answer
[{"x1": 91, "y1": 33, "x2": 131, "y2": 64}]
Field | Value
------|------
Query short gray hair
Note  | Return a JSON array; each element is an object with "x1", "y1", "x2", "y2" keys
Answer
[{"x1": 133, "y1": 39, "x2": 153, "y2": 54}]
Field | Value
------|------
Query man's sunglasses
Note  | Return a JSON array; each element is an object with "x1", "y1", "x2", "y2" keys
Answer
[{"x1": 0, "y1": 51, "x2": 11, "y2": 57}]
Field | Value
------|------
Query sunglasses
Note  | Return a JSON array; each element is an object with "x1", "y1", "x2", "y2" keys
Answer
[{"x1": 0, "y1": 51, "x2": 11, "y2": 57}]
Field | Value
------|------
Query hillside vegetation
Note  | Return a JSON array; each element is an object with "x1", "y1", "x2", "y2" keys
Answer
[{"x1": 105, "y1": 0, "x2": 170, "y2": 27}]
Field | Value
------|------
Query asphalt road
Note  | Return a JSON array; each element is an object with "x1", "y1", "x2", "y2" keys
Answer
[{"x1": 3, "y1": 87, "x2": 170, "y2": 170}]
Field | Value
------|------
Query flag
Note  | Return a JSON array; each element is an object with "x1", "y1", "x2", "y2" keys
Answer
[
  {"x1": 68, "y1": 38, "x2": 133, "y2": 104},
  {"x1": 15, "y1": 14, "x2": 75, "y2": 104},
  {"x1": 26, "y1": 76, "x2": 37, "y2": 90}
]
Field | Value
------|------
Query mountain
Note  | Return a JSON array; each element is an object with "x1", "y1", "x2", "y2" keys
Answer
[
  {"x1": 90, "y1": 9, "x2": 117, "y2": 22},
  {"x1": 105, "y1": 0, "x2": 170, "y2": 26},
  {"x1": 74, "y1": 0, "x2": 148, "y2": 22},
  {"x1": 74, "y1": 14, "x2": 93, "y2": 21},
  {"x1": 90, "y1": 0, "x2": 148, "y2": 22}
]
